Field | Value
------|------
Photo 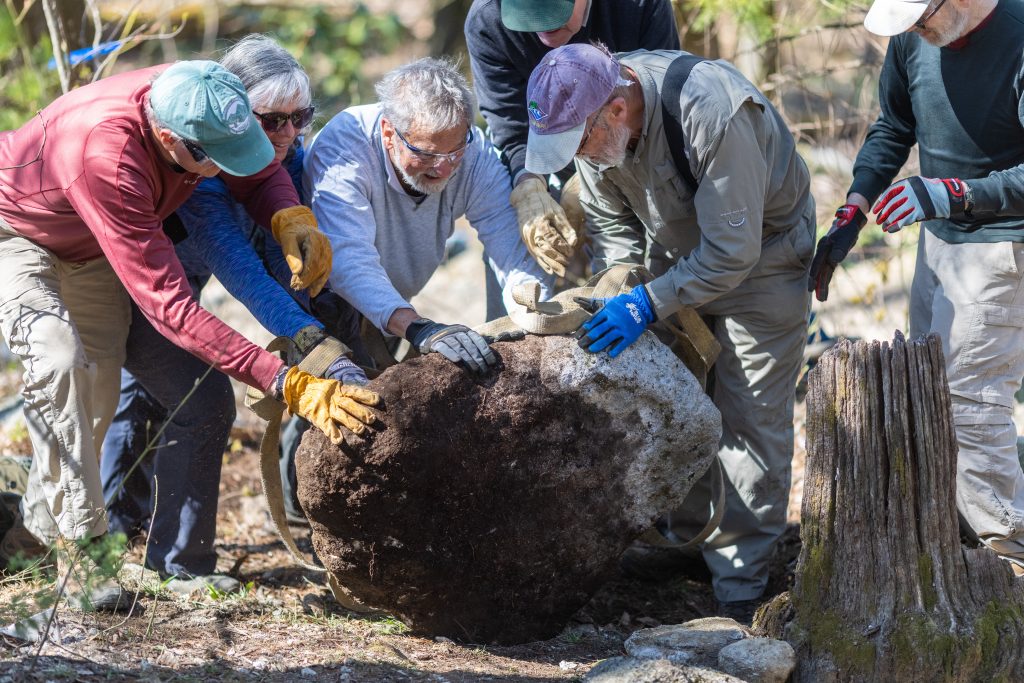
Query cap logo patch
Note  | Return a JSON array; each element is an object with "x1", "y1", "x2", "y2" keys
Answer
[
  {"x1": 223, "y1": 97, "x2": 250, "y2": 134},
  {"x1": 528, "y1": 100, "x2": 548, "y2": 122}
]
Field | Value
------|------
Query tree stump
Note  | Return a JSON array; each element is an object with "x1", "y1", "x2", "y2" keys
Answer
[{"x1": 764, "y1": 333, "x2": 1024, "y2": 681}]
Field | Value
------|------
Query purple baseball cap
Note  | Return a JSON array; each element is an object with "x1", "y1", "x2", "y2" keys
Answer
[{"x1": 525, "y1": 43, "x2": 622, "y2": 175}]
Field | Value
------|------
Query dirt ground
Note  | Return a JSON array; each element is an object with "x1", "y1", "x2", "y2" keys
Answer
[{"x1": 0, "y1": 417, "x2": 804, "y2": 682}]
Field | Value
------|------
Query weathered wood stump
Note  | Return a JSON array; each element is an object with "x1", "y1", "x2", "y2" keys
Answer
[
  {"x1": 295, "y1": 333, "x2": 722, "y2": 644},
  {"x1": 763, "y1": 333, "x2": 1024, "y2": 681}
]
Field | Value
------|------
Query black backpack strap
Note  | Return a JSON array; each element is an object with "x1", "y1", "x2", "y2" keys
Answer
[{"x1": 661, "y1": 54, "x2": 708, "y2": 195}]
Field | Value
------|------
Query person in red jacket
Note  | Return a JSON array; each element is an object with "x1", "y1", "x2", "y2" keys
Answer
[{"x1": 0, "y1": 60, "x2": 378, "y2": 611}]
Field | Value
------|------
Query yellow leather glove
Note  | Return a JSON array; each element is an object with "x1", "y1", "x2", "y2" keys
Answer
[
  {"x1": 281, "y1": 366, "x2": 380, "y2": 444},
  {"x1": 509, "y1": 176, "x2": 579, "y2": 277},
  {"x1": 271, "y1": 206, "x2": 332, "y2": 297}
]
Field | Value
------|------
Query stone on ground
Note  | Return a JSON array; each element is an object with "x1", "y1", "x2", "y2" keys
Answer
[
  {"x1": 584, "y1": 657, "x2": 748, "y2": 683},
  {"x1": 717, "y1": 637, "x2": 795, "y2": 683},
  {"x1": 295, "y1": 333, "x2": 721, "y2": 644},
  {"x1": 624, "y1": 618, "x2": 750, "y2": 668}
]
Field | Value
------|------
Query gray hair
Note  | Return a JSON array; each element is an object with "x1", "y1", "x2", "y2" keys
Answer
[
  {"x1": 375, "y1": 57, "x2": 475, "y2": 134},
  {"x1": 219, "y1": 34, "x2": 311, "y2": 113}
]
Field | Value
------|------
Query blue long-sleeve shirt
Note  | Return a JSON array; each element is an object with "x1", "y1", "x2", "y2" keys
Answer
[{"x1": 173, "y1": 143, "x2": 321, "y2": 337}]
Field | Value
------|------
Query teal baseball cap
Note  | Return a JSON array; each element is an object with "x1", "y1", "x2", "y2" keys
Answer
[
  {"x1": 149, "y1": 60, "x2": 273, "y2": 177},
  {"x1": 501, "y1": 0, "x2": 575, "y2": 32}
]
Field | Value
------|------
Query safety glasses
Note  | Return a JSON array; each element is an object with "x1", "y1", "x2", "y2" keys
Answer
[
  {"x1": 577, "y1": 104, "x2": 607, "y2": 155},
  {"x1": 914, "y1": 0, "x2": 948, "y2": 29},
  {"x1": 254, "y1": 106, "x2": 315, "y2": 133},
  {"x1": 394, "y1": 126, "x2": 473, "y2": 167}
]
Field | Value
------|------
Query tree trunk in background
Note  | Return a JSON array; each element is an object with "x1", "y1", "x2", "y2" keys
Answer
[{"x1": 762, "y1": 334, "x2": 1024, "y2": 682}]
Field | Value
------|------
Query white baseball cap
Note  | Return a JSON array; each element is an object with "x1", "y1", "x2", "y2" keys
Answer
[{"x1": 863, "y1": 0, "x2": 930, "y2": 36}]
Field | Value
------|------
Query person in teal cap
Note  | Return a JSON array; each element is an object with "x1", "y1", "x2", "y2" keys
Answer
[{"x1": 0, "y1": 60, "x2": 378, "y2": 612}]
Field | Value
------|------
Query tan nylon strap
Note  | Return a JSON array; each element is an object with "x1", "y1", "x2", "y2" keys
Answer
[
  {"x1": 247, "y1": 335, "x2": 372, "y2": 613},
  {"x1": 640, "y1": 457, "x2": 726, "y2": 549}
]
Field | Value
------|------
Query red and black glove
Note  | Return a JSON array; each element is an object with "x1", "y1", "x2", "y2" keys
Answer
[
  {"x1": 807, "y1": 204, "x2": 868, "y2": 302},
  {"x1": 873, "y1": 176, "x2": 971, "y2": 233}
]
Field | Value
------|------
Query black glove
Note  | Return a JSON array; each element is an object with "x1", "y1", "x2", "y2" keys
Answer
[
  {"x1": 405, "y1": 318, "x2": 498, "y2": 374},
  {"x1": 808, "y1": 204, "x2": 867, "y2": 302}
]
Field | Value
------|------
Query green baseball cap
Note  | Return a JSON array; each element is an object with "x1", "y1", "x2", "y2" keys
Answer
[
  {"x1": 501, "y1": 0, "x2": 575, "y2": 32},
  {"x1": 149, "y1": 60, "x2": 273, "y2": 177}
]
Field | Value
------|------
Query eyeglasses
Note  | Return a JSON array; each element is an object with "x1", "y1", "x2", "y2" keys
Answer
[
  {"x1": 577, "y1": 105, "x2": 607, "y2": 156},
  {"x1": 254, "y1": 106, "x2": 315, "y2": 133},
  {"x1": 393, "y1": 126, "x2": 473, "y2": 167},
  {"x1": 180, "y1": 138, "x2": 209, "y2": 164},
  {"x1": 914, "y1": 0, "x2": 948, "y2": 29}
]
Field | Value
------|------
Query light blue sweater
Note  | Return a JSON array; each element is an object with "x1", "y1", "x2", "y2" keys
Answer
[{"x1": 303, "y1": 103, "x2": 551, "y2": 332}]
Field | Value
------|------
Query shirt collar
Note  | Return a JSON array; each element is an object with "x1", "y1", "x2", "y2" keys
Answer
[
  {"x1": 582, "y1": 0, "x2": 593, "y2": 27},
  {"x1": 945, "y1": 3, "x2": 998, "y2": 50}
]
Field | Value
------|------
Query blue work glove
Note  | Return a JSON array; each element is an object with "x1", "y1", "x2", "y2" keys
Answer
[
  {"x1": 575, "y1": 285, "x2": 657, "y2": 358},
  {"x1": 873, "y1": 176, "x2": 971, "y2": 233},
  {"x1": 325, "y1": 355, "x2": 369, "y2": 386},
  {"x1": 807, "y1": 204, "x2": 867, "y2": 302}
]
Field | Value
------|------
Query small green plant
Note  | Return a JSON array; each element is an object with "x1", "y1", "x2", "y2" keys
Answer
[{"x1": 371, "y1": 614, "x2": 410, "y2": 635}]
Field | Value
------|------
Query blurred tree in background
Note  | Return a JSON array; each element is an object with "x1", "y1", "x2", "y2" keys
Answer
[{"x1": 1, "y1": 0, "x2": 882, "y2": 148}]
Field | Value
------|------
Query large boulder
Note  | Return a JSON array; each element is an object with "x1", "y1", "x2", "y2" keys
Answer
[{"x1": 295, "y1": 333, "x2": 721, "y2": 644}]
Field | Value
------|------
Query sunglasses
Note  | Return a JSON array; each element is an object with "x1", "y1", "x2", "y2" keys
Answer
[
  {"x1": 180, "y1": 138, "x2": 209, "y2": 164},
  {"x1": 914, "y1": 0, "x2": 948, "y2": 29},
  {"x1": 394, "y1": 126, "x2": 474, "y2": 167},
  {"x1": 253, "y1": 106, "x2": 315, "y2": 133}
]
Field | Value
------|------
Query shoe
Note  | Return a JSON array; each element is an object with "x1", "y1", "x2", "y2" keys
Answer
[
  {"x1": 0, "y1": 493, "x2": 48, "y2": 571},
  {"x1": 716, "y1": 598, "x2": 762, "y2": 627},
  {"x1": 618, "y1": 541, "x2": 711, "y2": 583},
  {"x1": 56, "y1": 535, "x2": 141, "y2": 615},
  {"x1": 164, "y1": 573, "x2": 241, "y2": 596}
]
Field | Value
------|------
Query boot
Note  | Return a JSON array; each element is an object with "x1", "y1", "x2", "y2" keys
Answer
[{"x1": 56, "y1": 536, "x2": 142, "y2": 614}]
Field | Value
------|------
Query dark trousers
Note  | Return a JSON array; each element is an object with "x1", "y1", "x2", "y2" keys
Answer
[{"x1": 100, "y1": 302, "x2": 235, "y2": 577}]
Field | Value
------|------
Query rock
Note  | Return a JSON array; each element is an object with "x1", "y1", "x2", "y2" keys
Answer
[
  {"x1": 296, "y1": 334, "x2": 721, "y2": 644},
  {"x1": 624, "y1": 618, "x2": 750, "y2": 668},
  {"x1": 584, "y1": 657, "x2": 748, "y2": 683},
  {"x1": 717, "y1": 638, "x2": 795, "y2": 683}
]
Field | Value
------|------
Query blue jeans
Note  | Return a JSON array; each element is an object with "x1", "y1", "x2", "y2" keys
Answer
[{"x1": 100, "y1": 302, "x2": 235, "y2": 577}]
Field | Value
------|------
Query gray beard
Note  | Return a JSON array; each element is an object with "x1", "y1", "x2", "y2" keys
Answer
[
  {"x1": 923, "y1": 10, "x2": 971, "y2": 47},
  {"x1": 584, "y1": 121, "x2": 630, "y2": 169}
]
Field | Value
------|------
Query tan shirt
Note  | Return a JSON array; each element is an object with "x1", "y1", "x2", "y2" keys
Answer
[{"x1": 576, "y1": 50, "x2": 813, "y2": 317}]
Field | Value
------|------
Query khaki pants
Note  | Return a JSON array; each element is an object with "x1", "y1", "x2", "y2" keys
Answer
[
  {"x1": 911, "y1": 229, "x2": 1024, "y2": 566},
  {"x1": 661, "y1": 204, "x2": 815, "y2": 603},
  {"x1": 0, "y1": 219, "x2": 130, "y2": 543}
]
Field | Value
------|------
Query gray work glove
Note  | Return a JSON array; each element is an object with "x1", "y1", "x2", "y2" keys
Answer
[
  {"x1": 325, "y1": 355, "x2": 369, "y2": 386},
  {"x1": 404, "y1": 318, "x2": 497, "y2": 374}
]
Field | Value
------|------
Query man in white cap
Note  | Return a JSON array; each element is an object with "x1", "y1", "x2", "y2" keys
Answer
[
  {"x1": 808, "y1": 0, "x2": 1024, "y2": 575},
  {"x1": 0, "y1": 60, "x2": 378, "y2": 611},
  {"x1": 524, "y1": 42, "x2": 815, "y2": 624}
]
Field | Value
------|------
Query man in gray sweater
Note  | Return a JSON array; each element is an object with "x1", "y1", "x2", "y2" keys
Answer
[{"x1": 303, "y1": 57, "x2": 551, "y2": 370}]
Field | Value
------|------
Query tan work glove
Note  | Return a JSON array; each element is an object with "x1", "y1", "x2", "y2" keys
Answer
[
  {"x1": 271, "y1": 206, "x2": 332, "y2": 297},
  {"x1": 510, "y1": 176, "x2": 579, "y2": 277},
  {"x1": 559, "y1": 173, "x2": 585, "y2": 237},
  {"x1": 281, "y1": 366, "x2": 380, "y2": 444}
]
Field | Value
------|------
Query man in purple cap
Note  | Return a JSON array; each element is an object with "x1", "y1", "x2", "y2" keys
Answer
[
  {"x1": 0, "y1": 60, "x2": 378, "y2": 611},
  {"x1": 525, "y1": 42, "x2": 815, "y2": 624},
  {"x1": 465, "y1": 0, "x2": 679, "y2": 298},
  {"x1": 809, "y1": 0, "x2": 1024, "y2": 577}
]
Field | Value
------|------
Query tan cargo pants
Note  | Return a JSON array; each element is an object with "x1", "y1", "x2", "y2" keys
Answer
[
  {"x1": 0, "y1": 218, "x2": 130, "y2": 543},
  {"x1": 911, "y1": 228, "x2": 1024, "y2": 569}
]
